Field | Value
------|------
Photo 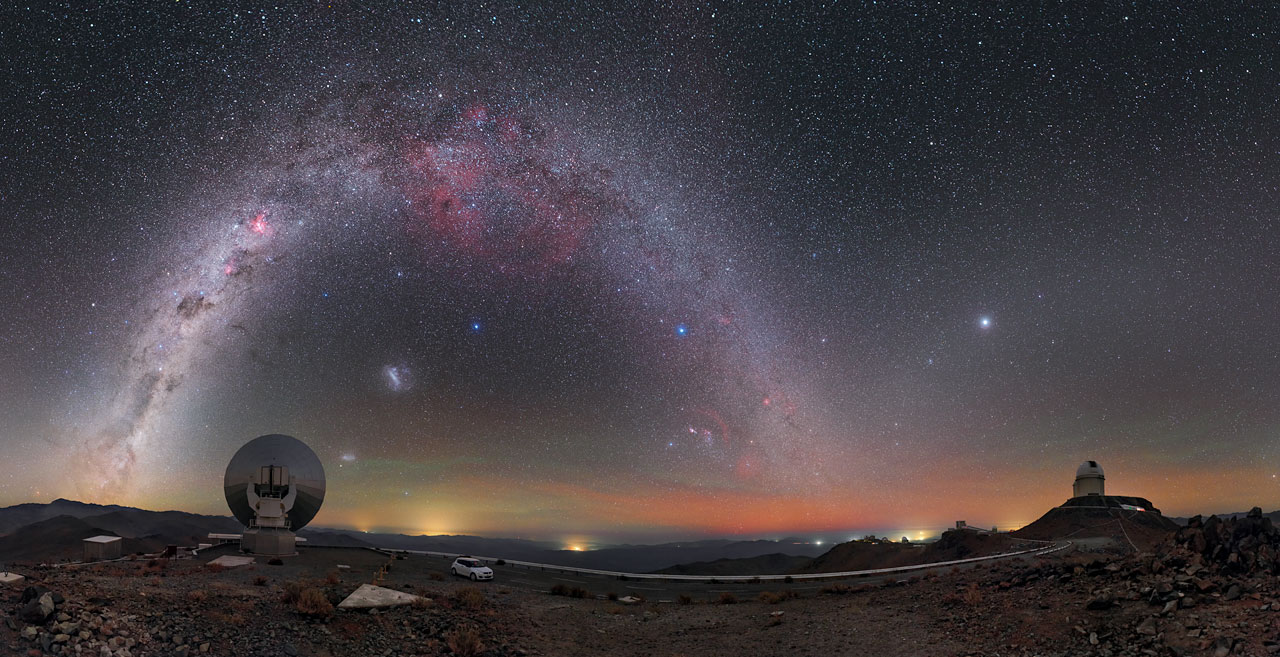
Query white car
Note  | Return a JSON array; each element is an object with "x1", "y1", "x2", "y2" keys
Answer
[{"x1": 451, "y1": 557, "x2": 494, "y2": 581}]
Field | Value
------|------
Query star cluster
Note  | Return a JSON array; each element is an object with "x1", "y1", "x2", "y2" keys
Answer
[{"x1": 1, "y1": 3, "x2": 1279, "y2": 541}]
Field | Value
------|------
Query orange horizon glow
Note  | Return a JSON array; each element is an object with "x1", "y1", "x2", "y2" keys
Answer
[{"x1": 21, "y1": 456, "x2": 1280, "y2": 543}]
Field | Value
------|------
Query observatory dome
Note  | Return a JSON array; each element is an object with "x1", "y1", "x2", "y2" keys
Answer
[
  {"x1": 224, "y1": 434, "x2": 326, "y2": 531},
  {"x1": 1076, "y1": 460, "x2": 1104, "y2": 478},
  {"x1": 1073, "y1": 460, "x2": 1105, "y2": 498}
]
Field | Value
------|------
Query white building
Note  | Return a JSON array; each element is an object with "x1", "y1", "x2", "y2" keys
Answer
[
  {"x1": 1073, "y1": 460, "x2": 1106, "y2": 498},
  {"x1": 83, "y1": 535, "x2": 122, "y2": 562}
]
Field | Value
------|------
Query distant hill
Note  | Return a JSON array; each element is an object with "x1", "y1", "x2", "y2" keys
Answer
[
  {"x1": 300, "y1": 531, "x2": 830, "y2": 572},
  {"x1": 1167, "y1": 509, "x2": 1280, "y2": 526},
  {"x1": 652, "y1": 553, "x2": 813, "y2": 576},
  {"x1": 797, "y1": 530, "x2": 1031, "y2": 574},
  {"x1": 75, "y1": 508, "x2": 244, "y2": 545},
  {"x1": 0, "y1": 498, "x2": 135, "y2": 534},
  {"x1": 1011, "y1": 506, "x2": 1178, "y2": 551},
  {"x1": 650, "y1": 531, "x2": 1033, "y2": 577},
  {"x1": 0, "y1": 515, "x2": 159, "y2": 563},
  {"x1": 0, "y1": 500, "x2": 829, "y2": 571}
]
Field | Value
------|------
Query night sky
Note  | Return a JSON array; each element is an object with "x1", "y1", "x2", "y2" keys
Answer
[{"x1": 2, "y1": 3, "x2": 1279, "y2": 545}]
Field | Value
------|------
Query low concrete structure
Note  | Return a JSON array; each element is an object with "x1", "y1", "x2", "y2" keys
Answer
[
  {"x1": 337, "y1": 584, "x2": 425, "y2": 610},
  {"x1": 83, "y1": 535, "x2": 122, "y2": 562},
  {"x1": 207, "y1": 555, "x2": 255, "y2": 568},
  {"x1": 242, "y1": 527, "x2": 297, "y2": 556},
  {"x1": 1, "y1": 572, "x2": 26, "y2": 586},
  {"x1": 208, "y1": 533, "x2": 242, "y2": 546}
]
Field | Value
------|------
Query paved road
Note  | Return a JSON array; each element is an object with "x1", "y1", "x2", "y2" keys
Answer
[{"x1": 410, "y1": 547, "x2": 1065, "y2": 601}]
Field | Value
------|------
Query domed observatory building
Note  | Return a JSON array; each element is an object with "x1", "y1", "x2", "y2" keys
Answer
[
  {"x1": 1060, "y1": 460, "x2": 1161, "y2": 513},
  {"x1": 1073, "y1": 460, "x2": 1106, "y2": 497}
]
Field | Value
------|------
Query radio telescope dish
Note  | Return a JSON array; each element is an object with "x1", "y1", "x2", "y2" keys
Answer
[{"x1": 224, "y1": 434, "x2": 326, "y2": 533}]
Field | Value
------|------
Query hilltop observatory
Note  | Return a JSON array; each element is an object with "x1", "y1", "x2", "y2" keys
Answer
[
  {"x1": 1012, "y1": 460, "x2": 1180, "y2": 547},
  {"x1": 1073, "y1": 460, "x2": 1105, "y2": 497}
]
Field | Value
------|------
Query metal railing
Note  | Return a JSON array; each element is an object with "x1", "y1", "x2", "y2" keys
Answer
[{"x1": 381, "y1": 539, "x2": 1071, "y2": 583}]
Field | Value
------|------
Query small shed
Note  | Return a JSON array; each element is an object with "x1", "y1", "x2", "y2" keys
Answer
[{"x1": 83, "y1": 535, "x2": 122, "y2": 562}]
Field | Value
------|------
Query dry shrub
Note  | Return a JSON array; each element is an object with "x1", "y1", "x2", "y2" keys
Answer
[
  {"x1": 252, "y1": 576, "x2": 268, "y2": 586},
  {"x1": 454, "y1": 588, "x2": 486, "y2": 610},
  {"x1": 757, "y1": 590, "x2": 797, "y2": 604},
  {"x1": 766, "y1": 614, "x2": 784, "y2": 627},
  {"x1": 429, "y1": 571, "x2": 446, "y2": 581},
  {"x1": 550, "y1": 584, "x2": 570, "y2": 596},
  {"x1": 569, "y1": 587, "x2": 589, "y2": 599},
  {"x1": 446, "y1": 626, "x2": 484, "y2": 657},
  {"x1": 677, "y1": 594, "x2": 693, "y2": 605},
  {"x1": 820, "y1": 583, "x2": 854, "y2": 595},
  {"x1": 411, "y1": 596, "x2": 433, "y2": 610},
  {"x1": 205, "y1": 563, "x2": 225, "y2": 574},
  {"x1": 605, "y1": 605, "x2": 624, "y2": 615},
  {"x1": 296, "y1": 587, "x2": 333, "y2": 617},
  {"x1": 281, "y1": 580, "x2": 305, "y2": 604},
  {"x1": 944, "y1": 582, "x2": 984, "y2": 607},
  {"x1": 325, "y1": 570, "x2": 341, "y2": 585},
  {"x1": 188, "y1": 589, "x2": 209, "y2": 603},
  {"x1": 718, "y1": 592, "x2": 738, "y2": 605},
  {"x1": 606, "y1": 591, "x2": 619, "y2": 601}
]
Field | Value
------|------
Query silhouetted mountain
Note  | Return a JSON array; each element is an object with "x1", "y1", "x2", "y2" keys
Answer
[
  {"x1": 271, "y1": 531, "x2": 829, "y2": 572},
  {"x1": 0, "y1": 500, "x2": 247, "y2": 563},
  {"x1": 546, "y1": 539, "x2": 829, "y2": 572},
  {"x1": 295, "y1": 528, "x2": 380, "y2": 549},
  {"x1": 0, "y1": 498, "x2": 134, "y2": 534},
  {"x1": 797, "y1": 530, "x2": 1030, "y2": 574},
  {"x1": 1012, "y1": 506, "x2": 1178, "y2": 551},
  {"x1": 653, "y1": 553, "x2": 812, "y2": 576},
  {"x1": 0, "y1": 515, "x2": 159, "y2": 563},
  {"x1": 0, "y1": 500, "x2": 828, "y2": 572},
  {"x1": 1167, "y1": 509, "x2": 1280, "y2": 526},
  {"x1": 83, "y1": 509, "x2": 244, "y2": 545}
]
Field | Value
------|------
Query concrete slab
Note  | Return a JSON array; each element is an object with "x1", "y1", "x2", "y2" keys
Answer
[
  {"x1": 0, "y1": 572, "x2": 25, "y2": 586},
  {"x1": 207, "y1": 555, "x2": 255, "y2": 568},
  {"x1": 337, "y1": 584, "x2": 426, "y2": 610}
]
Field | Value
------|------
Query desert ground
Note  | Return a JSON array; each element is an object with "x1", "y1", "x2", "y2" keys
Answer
[{"x1": 6, "y1": 510, "x2": 1280, "y2": 657}]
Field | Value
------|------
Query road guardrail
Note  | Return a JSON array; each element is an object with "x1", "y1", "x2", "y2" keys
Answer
[{"x1": 383, "y1": 539, "x2": 1071, "y2": 583}]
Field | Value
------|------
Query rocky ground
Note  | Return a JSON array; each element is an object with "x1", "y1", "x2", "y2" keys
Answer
[{"x1": 7, "y1": 510, "x2": 1280, "y2": 657}]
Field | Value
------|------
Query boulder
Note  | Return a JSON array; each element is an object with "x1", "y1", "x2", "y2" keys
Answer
[{"x1": 20, "y1": 593, "x2": 56, "y2": 624}]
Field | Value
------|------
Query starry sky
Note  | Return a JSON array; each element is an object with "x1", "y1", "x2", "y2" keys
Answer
[{"x1": 2, "y1": 2, "x2": 1279, "y2": 544}]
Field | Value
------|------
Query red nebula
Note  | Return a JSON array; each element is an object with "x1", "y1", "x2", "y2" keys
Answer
[
  {"x1": 400, "y1": 107, "x2": 613, "y2": 276},
  {"x1": 248, "y1": 212, "x2": 268, "y2": 235},
  {"x1": 692, "y1": 407, "x2": 732, "y2": 446}
]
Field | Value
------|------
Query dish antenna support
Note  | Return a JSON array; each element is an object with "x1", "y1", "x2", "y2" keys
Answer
[{"x1": 224, "y1": 434, "x2": 326, "y2": 557}]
